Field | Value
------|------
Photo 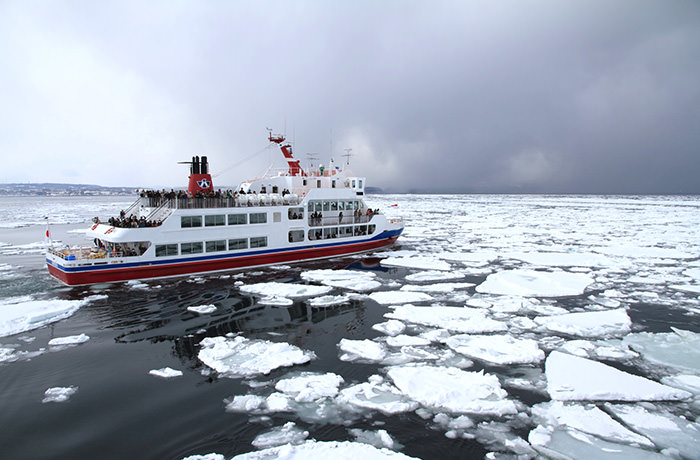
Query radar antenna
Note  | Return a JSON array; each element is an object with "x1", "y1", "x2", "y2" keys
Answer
[{"x1": 342, "y1": 148, "x2": 353, "y2": 166}]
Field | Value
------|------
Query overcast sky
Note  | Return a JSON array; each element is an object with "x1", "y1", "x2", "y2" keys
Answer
[{"x1": 1, "y1": 1, "x2": 699, "y2": 194}]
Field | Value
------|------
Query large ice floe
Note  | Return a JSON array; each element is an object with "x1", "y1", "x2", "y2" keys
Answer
[
  {"x1": 476, "y1": 269, "x2": 594, "y2": 297},
  {"x1": 300, "y1": 269, "x2": 381, "y2": 292},
  {"x1": 621, "y1": 328, "x2": 700, "y2": 374},
  {"x1": 385, "y1": 304, "x2": 507, "y2": 334},
  {"x1": 445, "y1": 334, "x2": 544, "y2": 365},
  {"x1": 545, "y1": 351, "x2": 692, "y2": 401},
  {"x1": 231, "y1": 439, "x2": 417, "y2": 459},
  {"x1": 534, "y1": 308, "x2": 631, "y2": 337},
  {"x1": 239, "y1": 282, "x2": 333, "y2": 298},
  {"x1": 386, "y1": 364, "x2": 518, "y2": 415},
  {"x1": 198, "y1": 335, "x2": 316, "y2": 377},
  {"x1": 0, "y1": 295, "x2": 106, "y2": 337}
]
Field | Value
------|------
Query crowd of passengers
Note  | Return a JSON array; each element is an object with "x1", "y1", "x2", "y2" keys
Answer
[
  {"x1": 138, "y1": 187, "x2": 293, "y2": 202},
  {"x1": 98, "y1": 211, "x2": 163, "y2": 228}
]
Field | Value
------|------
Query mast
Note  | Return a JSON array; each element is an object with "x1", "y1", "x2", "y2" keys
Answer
[{"x1": 268, "y1": 130, "x2": 305, "y2": 176}]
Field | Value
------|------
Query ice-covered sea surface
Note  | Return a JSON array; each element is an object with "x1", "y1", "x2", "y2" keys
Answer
[{"x1": 1, "y1": 194, "x2": 699, "y2": 459}]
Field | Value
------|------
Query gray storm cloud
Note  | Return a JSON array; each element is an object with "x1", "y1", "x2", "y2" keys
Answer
[{"x1": 1, "y1": 0, "x2": 698, "y2": 193}]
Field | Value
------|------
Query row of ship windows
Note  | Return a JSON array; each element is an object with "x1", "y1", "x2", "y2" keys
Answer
[
  {"x1": 181, "y1": 208, "x2": 306, "y2": 228},
  {"x1": 155, "y1": 237, "x2": 268, "y2": 257},
  {"x1": 307, "y1": 200, "x2": 362, "y2": 212}
]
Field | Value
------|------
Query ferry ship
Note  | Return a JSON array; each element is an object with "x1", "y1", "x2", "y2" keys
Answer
[{"x1": 46, "y1": 132, "x2": 404, "y2": 285}]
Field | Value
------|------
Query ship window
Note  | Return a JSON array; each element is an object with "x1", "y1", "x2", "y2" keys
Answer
[
  {"x1": 250, "y1": 236, "x2": 267, "y2": 248},
  {"x1": 323, "y1": 227, "x2": 338, "y2": 239},
  {"x1": 205, "y1": 214, "x2": 225, "y2": 226},
  {"x1": 330, "y1": 201, "x2": 338, "y2": 211},
  {"x1": 272, "y1": 186, "x2": 279, "y2": 194},
  {"x1": 352, "y1": 180, "x2": 356, "y2": 188},
  {"x1": 206, "y1": 240, "x2": 227, "y2": 252},
  {"x1": 339, "y1": 226, "x2": 353, "y2": 238},
  {"x1": 308, "y1": 229, "x2": 323, "y2": 240},
  {"x1": 316, "y1": 180, "x2": 321, "y2": 188},
  {"x1": 352, "y1": 201, "x2": 359, "y2": 210},
  {"x1": 229, "y1": 238, "x2": 248, "y2": 250},
  {"x1": 181, "y1": 216, "x2": 202, "y2": 228},
  {"x1": 331, "y1": 180, "x2": 336, "y2": 188},
  {"x1": 288, "y1": 207, "x2": 303, "y2": 219},
  {"x1": 155, "y1": 244, "x2": 178, "y2": 257},
  {"x1": 314, "y1": 201, "x2": 322, "y2": 212},
  {"x1": 368, "y1": 224, "x2": 376, "y2": 234},
  {"x1": 180, "y1": 242, "x2": 203, "y2": 254},
  {"x1": 359, "y1": 179, "x2": 363, "y2": 189},
  {"x1": 338, "y1": 201, "x2": 344, "y2": 211},
  {"x1": 273, "y1": 212, "x2": 281, "y2": 223},
  {"x1": 288, "y1": 230, "x2": 304, "y2": 243},
  {"x1": 303, "y1": 179, "x2": 307, "y2": 186},
  {"x1": 323, "y1": 201, "x2": 330, "y2": 212},
  {"x1": 250, "y1": 212, "x2": 267, "y2": 224},
  {"x1": 228, "y1": 213, "x2": 247, "y2": 225}
]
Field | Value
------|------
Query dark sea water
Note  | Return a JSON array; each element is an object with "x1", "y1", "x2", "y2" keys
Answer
[{"x1": 1, "y1": 195, "x2": 699, "y2": 459}]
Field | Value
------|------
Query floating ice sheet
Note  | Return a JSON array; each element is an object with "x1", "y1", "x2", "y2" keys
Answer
[
  {"x1": 48, "y1": 333, "x2": 90, "y2": 346},
  {"x1": 339, "y1": 338, "x2": 386, "y2": 362},
  {"x1": 42, "y1": 386, "x2": 78, "y2": 403},
  {"x1": 476, "y1": 269, "x2": 594, "y2": 297},
  {"x1": 399, "y1": 282, "x2": 474, "y2": 293},
  {"x1": 405, "y1": 270, "x2": 466, "y2": 282},
  {"x1": 149, "y1": 367, "x2": 183, "y2": 378},
  {"x1": 232, "y1": 440, "x2": 417, "y2": 459},
  {"x1": 369, "y1": 291, "x2": 433, "y2": 305},
  {"x1": 0, "y1": 295, "x2": 105, "y2": 337},
  {"x1": 275, "y1": 372, "x2": 344, "y2": 402},
  {"x1": 606, "y1": 403, "x2": 700, "y2": 458},
  {"x1": 385, "y1": 305, "x2": 507, "y2": 334},
  {"x1": 445, "y1": 334, "x2": 544, "y2": 365},
  {"x1": 372, "y1": 320, "x2": 406, "y2": 336},
  {"x1": 187, "y1": 304, "x2": 217, "y2": 314},
  {"x1": 535, "y1": 308, "x2": 631, "y2": 337},
  {"x1": 531, "y1": 401, "x2": 653, "y2": 447},
  {"x1": 251, "y1": 422, "x2": 309, "y2": 449},
  {"x1": 300, "y1": 269, "x2": 381, "y2": 292},
  {"x1": 198, "y1": 336, "x2": 316, "y2": 377},
  {"x1": 308, "y1": 295, "x2": 350, "y2": 307},
  {"x1": 380, "y1": 256, "x2": 451, "y2": 271},
  {"x1": 545, "y1": 350, "x2": 692, "y2": 401},
  {"x1": 529, "y1": 425, "x2": 666, "y2": 459},
  {"x1": 386, "y1": 364, "x2": 517, "y2": 415},
  {"x1": 239, "y1": 282, "x2": 333, "y2": 298},
  {"x1": 622, "y1": 328, "x2": 700, "y2": 374},
  {"x1": 338, "y1": 375, "x2": 419, "y2": 415},
  {"x1": 505, "y1": 251, "x2": 615, "y2": 268}
]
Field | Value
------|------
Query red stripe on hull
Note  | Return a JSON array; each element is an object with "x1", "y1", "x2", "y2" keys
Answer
[{"x1": 48, "y1": 236, "x2": 399, "y2": 286}]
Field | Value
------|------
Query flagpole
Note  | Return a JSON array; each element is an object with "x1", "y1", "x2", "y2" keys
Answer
[{"x1": 45, "y1": 216, "x2": 52, "y2": 246}]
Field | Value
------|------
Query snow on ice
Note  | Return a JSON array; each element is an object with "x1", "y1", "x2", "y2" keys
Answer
[
  {"x1": 300, "y1": 269, "x2": 381, "y2": 292},
  {"x1": 380, "y1": 255, "x2": 451, "y2": 271},
  {"x1": 385, "y1": 305, "x2": 507, "y2": 334},
  {"x1": 251, "y1": 422, "x2": 309, "y2": 449},
  {"x1": 275, "y1": 372, "x2": 344, "y2": 402},
  {"x1": 386, "y1": 364, "x2": 518, "y2": 416},
  {"x1": 369, "y1": 291, "x2": 433, "y2": 305},
  {"x1": 42, "y1": 386, "x2": 78, "y2": 403},
  {"x1": 534, "y1": 308, "x2": 631, "y2": 337},
  {"x1": 405, "y1": 270, "x2": 466, "y2": 282},
  {"x1": 239, "y1": 282, "x2": 333, "y2": 298},
  {"x1": 231, "y1": 439, "x2": 417, "y2": 459},
  {"x1": 48, "y1": 333, "x2": 90, "y2": 346},
  {"x1": 0, "y1": 295, "x2": 105, "y2": 337},
  {"x1": 149, "y1": 367, "x2": 184, "y2": 378},
  {"x1": 545, "y1": 351, "x2": 692, "y2": 401},
  {"x1": 187, "y1": 304, "x2": 217, "y2": 314},
  {"x1": 445, "y1": 334, "x2": 544, "y2": 365},
  {"x1": 476, "y1": 269, "x2": 594, "y2": 297},
  {"x1": 198, "y1": 336, "x2": 316, "y2": 377},
  {"x1": 622, "y1": 328, "x2": 700, "y2": 374},
  {"x1": 606, "y1": 403, "x2": 700, "y2": 458}
]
